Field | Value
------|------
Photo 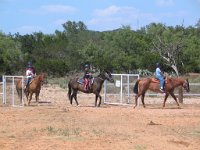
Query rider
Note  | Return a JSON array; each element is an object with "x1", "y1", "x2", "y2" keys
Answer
[
  {"x1": 155, "y1": 62, "x2": 165, "y2": 93},
  {"x1": 83, "y1": 64, "x2": 93, "y2": 90},
  {"x1": 25, "y1": 61, "x2": 36, "y2": 90}
]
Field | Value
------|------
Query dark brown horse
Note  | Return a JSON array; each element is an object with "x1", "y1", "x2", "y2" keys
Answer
[
  {"x1": 68, "y1": 71, "x2": 114, "y2": 107},
  {"x1": 133, "y1": 77, "x2": 190, "y2": 108},
  {"x1": 16, "y1": 73, "x2": 47, "y2": 105}
]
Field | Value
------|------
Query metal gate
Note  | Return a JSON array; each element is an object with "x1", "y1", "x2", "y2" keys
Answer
[
  {"x1": 1, "y1": 76, "x2": 25, "y2": 107},
  {"x1": 103, "y1": 74, "x2": 139, "y2": 105}
]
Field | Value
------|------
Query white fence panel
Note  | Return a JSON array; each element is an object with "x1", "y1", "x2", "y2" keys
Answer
[
  {"x1": 1, "y1": 76, "x2": 25, "y2": 107},
  {"x1": 103, "y1": 75, "x2": 200, "y2": 106},
  {"x1": 104, "y1": 74, "x2": 139, "y2": 105}
]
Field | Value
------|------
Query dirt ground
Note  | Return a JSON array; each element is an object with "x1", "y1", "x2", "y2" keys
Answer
[{"x1": 0, "y1": 84, "x2": 200, "y2": 150}]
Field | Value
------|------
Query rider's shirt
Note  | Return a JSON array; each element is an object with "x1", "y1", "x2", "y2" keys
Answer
[
  {"x1": 155, "y1": 67, "x2": 162, "y2": 78},
  {"x1": 26, "y1": 67, "x2": 36, "y2": 78},
  {"x1": 84, "y1": 70, "x2": 93, "y2": 79}
]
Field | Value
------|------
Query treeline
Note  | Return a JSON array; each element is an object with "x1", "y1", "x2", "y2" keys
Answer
[{"x1": 0, "y1": 20, "x2": 200, "y2": 76}]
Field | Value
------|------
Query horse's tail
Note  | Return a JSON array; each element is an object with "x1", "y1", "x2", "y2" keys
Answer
[
  {"x1": 16, "y1": 80, "x2": 22, "y2": 100},
  {"x1": 68, "y1": 81, "x2": 72, "y2": 100},
  {"x1": 133, "y1": 79, "x2": 140, "y2": 94}
]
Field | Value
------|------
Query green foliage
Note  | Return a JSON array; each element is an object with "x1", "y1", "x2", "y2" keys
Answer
[
  {"x1": 0, "y1": 32, "x2": 23, "y2": 74},
  {"x1": 0, "y1": 20, "x2": 200, "y2": 76}
]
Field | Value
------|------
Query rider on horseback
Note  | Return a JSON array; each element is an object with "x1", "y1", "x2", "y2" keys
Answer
[
  {"x1": 25, "y1": 61, "x2": 36, "y2": 90},
  {"x1": 83, "y1": 64, "x2": 93, "y2": 90},
  {"x1": 155, "y1": 62, "x2": 165, "y2": 93}
]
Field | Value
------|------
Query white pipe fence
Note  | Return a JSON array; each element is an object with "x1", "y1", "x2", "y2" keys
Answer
[
  {"x1": 103, "y1": 74, "x2": 200, "y2": 105},
  {"x1": 104, "y1": 74, "x2": 140, "y2": 105},
  {"x1": 1, "y1": 75, "x2": 25, "y2": 107}
]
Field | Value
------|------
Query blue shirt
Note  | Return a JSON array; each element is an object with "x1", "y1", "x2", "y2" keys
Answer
[{"x1": 156, "y1": 67, "x2": 162, "y2": 78}]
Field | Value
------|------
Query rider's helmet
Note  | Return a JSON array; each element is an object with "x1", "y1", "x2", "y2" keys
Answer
[
  {"x1": 84, "y1": 64, "x2": 90, "y2": 69},
  {"x1": 156, "y1": 62, "x2": 160, "y2": 68},
  {"x1": 27, "y1": 61, "x2": 32, "y2": 68}
]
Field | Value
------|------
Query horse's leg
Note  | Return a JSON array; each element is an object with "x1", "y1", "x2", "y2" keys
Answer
[
  {"x1": 134, "y1": 94, "x2": 139, "y2": 108},
  {"x1": 97, "y1": 94, "x2": 102, "y2": 107},
  {"x1": 95, "y1": 94, "x2": 98, "y2": 107},
  {"x1": 35, "y1": 91, "x2": 40, "y2": 103},
  {"x1": 28, "y1": 92, "x2": 33, "y2": 105},
  {"x1": 73, "y1": 91, "x2": 79, "y2": 106},
  {"x1": 134, "y1": 92, "x2": 144, "y2": 108},
  {"x1": 169, "y1": 92, "x2": 180, "y2": 108},
  {"x1": 162, "y1": 93, "x2": 169, "y2": 108},
  {"x1": 25, "y1": 90, "x2": 29, "y2": 102},
  {"x1": 141, "y1": 93, "x2": 146, "y2": 108},
  {"x1": 70, "y1": 90, "x2": 73, "y2": 105}
]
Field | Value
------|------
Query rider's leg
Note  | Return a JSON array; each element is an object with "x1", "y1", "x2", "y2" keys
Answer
[
  {"x1": 84, "y1": 78, "x2": 88, "y2": 90},
  {"x1": 25, "y1": 77, "x2": 31, "y2": 90},
  {"x1": 160, "y1": 77, "x2": 165, "y2": 90}
]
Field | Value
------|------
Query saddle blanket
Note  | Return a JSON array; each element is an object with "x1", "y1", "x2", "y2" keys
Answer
[
  {"x1": 77, "y1": 78, "x2": 94, "y2": 85},
  {"x1": 151, "y1": 77, "x2": 169, "y2": 83}
]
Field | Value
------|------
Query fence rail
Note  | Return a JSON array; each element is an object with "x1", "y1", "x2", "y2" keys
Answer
[{"x1": 103, "y1": 74, "x2": 200, "y2": 105}]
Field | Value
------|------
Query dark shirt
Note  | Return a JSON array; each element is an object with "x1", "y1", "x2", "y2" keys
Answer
[{"x1": 84, "y1": 70, "x2": 93, "y2": 79}]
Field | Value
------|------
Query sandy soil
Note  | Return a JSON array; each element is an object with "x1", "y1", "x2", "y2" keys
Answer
[{"x1": 0, "y1": 84, "x2": 200, "y2": 150}]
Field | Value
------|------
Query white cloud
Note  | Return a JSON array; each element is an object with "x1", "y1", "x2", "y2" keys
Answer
[
  {"x1": 88, "y1": 5, "x2": 188, "y2": 31},
  {"x1": 155, "y1": 0, "x2": 174, "y2": 7},
  {"x1": 94, "y1": 5, "x2": 138, "y2": 17},
  {"x1": 89, "y1": 5, "x2": 159, "y2": 30}
]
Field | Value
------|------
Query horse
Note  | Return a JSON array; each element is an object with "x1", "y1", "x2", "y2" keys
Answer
[
  {"x1": 133, "y1": 77, "x2": 190, "y2": 108},
  {"x1": 68, "y1": 71, "x2": 114, "y2": 107},
  {"x1": 16, "y1": 73, "x2": 47, "y2": 105}
]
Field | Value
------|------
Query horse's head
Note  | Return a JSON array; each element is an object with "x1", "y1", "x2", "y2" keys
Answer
[
  {"x1": 183, "y1": 78, "x2": 190, "y2": 92},
  {"x1": 38, "y1": 73, "x2": 48, "y2": 85},
  {"x1": 101, "y1": 71, "x2": 114, "y2": 83}
]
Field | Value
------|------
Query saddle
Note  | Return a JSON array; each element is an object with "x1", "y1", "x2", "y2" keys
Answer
[
  {"x1": 77, "y1": 77, "x2": 94, "y2": 85},
  {"x1": 24, "y1": 78, "x2": 34, "y2": 88},
  {"x1": 151, "y1": 77, "x2": 169, "y2": 84}
]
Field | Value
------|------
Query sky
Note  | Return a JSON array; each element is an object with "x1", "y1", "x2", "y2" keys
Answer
[{"x1": 0, "y1": 0, "x2": 200, "y2": 35}]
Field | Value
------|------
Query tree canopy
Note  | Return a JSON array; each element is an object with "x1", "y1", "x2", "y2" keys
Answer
[{"x1": 0, "y1": 20, "x2": 200, "y2": 76}]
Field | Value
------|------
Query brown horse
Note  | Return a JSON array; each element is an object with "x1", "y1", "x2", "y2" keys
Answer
[
  {"x1": 68, "y1": 71, "x2": 114, "y2": 107},
  {"x1": 16, "y1": 73, "x2": 47, "y2": 105},
  {"x1": 133, "y1": 77, "x2": 190, "y2": 108}
]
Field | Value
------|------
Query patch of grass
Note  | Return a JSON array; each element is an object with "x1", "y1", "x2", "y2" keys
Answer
[
  {"x1": 8, "y1": 135, "x2": 15, "y2": 138},
  {"x1": 38, "y1": 126, "x2": 81, "y2": 138},
  {"x1": 46, "y1": 126, "x2": 56, "y2": 135},
  {"x1": 59, "y1": 128, "x2": 70, "y2": 137},
  {"x1": 134, "y1": 145, "x2": 146, "y2": 150},
  {"x1": 92, "y1": 129, "x2": 103, "y2": 136}
]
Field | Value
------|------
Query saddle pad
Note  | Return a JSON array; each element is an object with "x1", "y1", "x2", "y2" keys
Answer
[
  {"x1": 77, "y1": 78, "x2": 84, "y2": 84},
  {"x1": 77, "y1": 78, "x2": 94, "y2": 85},
  {"x1": 151, "y1": 78, "x2": 160, "y2": 83},
  {"x1": 151, "y1": 78, "x2": 169, "y2": 84}
]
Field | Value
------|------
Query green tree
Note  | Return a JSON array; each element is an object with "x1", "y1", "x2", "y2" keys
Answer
[{"x1": 0, "y1": 32, "x2": 23, "y2": 74}]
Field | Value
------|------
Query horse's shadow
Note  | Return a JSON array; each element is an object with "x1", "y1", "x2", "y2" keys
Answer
[{"x1": 147, "y1": 105, "x2": 183, "y2": 109}]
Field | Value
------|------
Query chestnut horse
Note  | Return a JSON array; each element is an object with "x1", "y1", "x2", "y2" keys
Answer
[
  {"x1": 133, "y1": 77, "x2": 190, "y2": 108},
  {"x1": 16, "y1": 73, "x2": 47, "y2": 105},
  {"x1": 68, "y1": 71, "x2": 114, "y2": 107}
]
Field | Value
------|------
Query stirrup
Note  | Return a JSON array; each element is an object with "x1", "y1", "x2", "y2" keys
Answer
[{"x1": 159, "y1": 88, "x2": 164, "y2": 93}]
